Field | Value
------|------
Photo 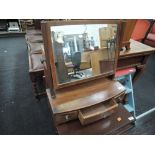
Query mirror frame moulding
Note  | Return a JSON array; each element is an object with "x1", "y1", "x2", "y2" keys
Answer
[{"x1": 41, "y1": 19, "x2": 123, "y2": 90}]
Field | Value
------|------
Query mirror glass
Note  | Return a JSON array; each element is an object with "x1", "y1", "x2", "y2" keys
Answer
[{"x1": 50, "y1": 24, "x2": 118, "y2": 84}]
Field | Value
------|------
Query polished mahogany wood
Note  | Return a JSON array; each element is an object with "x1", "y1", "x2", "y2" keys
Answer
[
  {"x1": 28, "y1": 48, "x2": 45, "y2": 99},
  {"x1": 46, "y1": 78, "x2": 125, "y2": 126},
  {"x1": 78, "y1": 99, "x2": 118, "y2": 125},
  {"x1": 48, "y1": 78, "x2": 125, "y2": 114},
  {"x1": 120, "y1": 39, "x2": 155, "y2": 57},
  {"x1": 56, "y1": 104, "x2": 135, "y2": 135},
  {"x1": 41, "y1": 20, "x2": 138, "y2": 132},
  {"x1": 41, "y1": 20, "x2": 122, "y2": 90},
  {"x1": 118, "y1": 39, "x2": 155, "y2": 82}
]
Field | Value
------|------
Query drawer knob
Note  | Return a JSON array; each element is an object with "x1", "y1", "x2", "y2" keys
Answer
[{"x1": 65, "y1": 115, "x2": 69, "y2": 120}]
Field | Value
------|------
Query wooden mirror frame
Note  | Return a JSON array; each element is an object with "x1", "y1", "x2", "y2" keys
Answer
[
  {"x1": 120, "y1": 19, "x2": 137, "y2": 50},
  {"x1": 41, "y1": 20, "x2": 123, "y2": 90}
]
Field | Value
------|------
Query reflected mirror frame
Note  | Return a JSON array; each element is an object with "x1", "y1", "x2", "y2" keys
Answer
[{"x1": 41, "y1": 20, "x2": 122, "y2": 90}]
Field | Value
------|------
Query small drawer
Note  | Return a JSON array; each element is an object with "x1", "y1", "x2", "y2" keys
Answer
[
  {"x1": 55, "y1": 111, "x2": 78, "y2": 125},
  {"x1": 78, "y1": 99, "x2": 118, "y2": 126}
]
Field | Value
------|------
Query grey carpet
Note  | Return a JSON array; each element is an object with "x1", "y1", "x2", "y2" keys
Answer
[
  {"x1": 134, "y1": 53, "x2": 155, "y2": 116},
  {"x1": 0, "y1": 37, "x2": 55, "y2": 134}
]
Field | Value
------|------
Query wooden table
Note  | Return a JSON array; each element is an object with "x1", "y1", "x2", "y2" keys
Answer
[{"x1": 117, "y1": 39, "x2": 155, "y2": 82}]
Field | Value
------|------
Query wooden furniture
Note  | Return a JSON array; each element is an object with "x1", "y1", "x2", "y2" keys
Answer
[
  {"x1": 78, "y1": 99, "x2": 118, "y2": 125},
  {"x1": 40, "y1": 39, "x2": 155, "y2": 94},
  {"x1": 80, "y1": 51, "x2": 91, "y2": 70},
  {"x1": 41, "y1": 20, "x2": 121, "y2": 88},
  {"x1": 27, "y1": 21, "x2": 155, "y2": 101},
  {"x1": 20, "y1": 20, "x2": 35, "y2": 30},
  {"x1": 47, "y1": 79, "x2": 125, "y2": 125},
  {"x1": 25, "y1": 34, "x2": 43, "y2": 43},
  {"x1": 26, "y1": 29, "x2": 45, "y2": 99},
  {"x1": 99, "y1": 26, "x2": 113, "y2": 48},
  {"x1": 27, "y1": 42, "x2": 43, "y2": 54},
  {"x1": 26, "y1": 22, "x2": 66, "y2": 99},
  {"x1": 41, "y1": 20, "x2": 136, "y2": 134},
  {"x1": 28, "y1": 52, "x2": 45, "y2": 99},
  {"x1": 56, "y1": 104, "x2": 135, "y2": 135},
  {"x1": 118, "y1": 39, "x2": 155, "y2": 82},
  {"x1": 90, "y1": 49, "x2": 115, "y2": 75},
  {"x1": 26, "y1": 19, "x2": 155, "y2": 104},
  {"x1": 120, "y1": 20, "x2": 137, "y2": 50}
]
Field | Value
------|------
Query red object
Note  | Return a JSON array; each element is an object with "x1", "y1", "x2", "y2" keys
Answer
[
  {"x1": 115, "y1": 68, "x2": 136, "y2": 78},
  {"x1": 144, "y1": 22, "x2": 155, "y2": 47},
  {"x1": 147, "y1": 33, "x2": 155, "y2": 41},
  {"x1": 151, "y1": 23, "x2": 155, "y2": 33},
  {"x1": 144, "y1": 39, "x2": 155, "y2": 47},
  {"x1": 131, "y1": 20, "x2": 150, "y2": 41}
]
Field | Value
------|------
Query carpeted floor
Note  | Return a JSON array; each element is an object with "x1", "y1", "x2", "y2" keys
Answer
[
  {"x1": 134, "y1": 52, "x2": 155, "y2": 116},
  {"x1": 0, "y1": 36, "x2": 55, "y2": 134},
  {"x1": 0, "y1": 36, "x2": 155, "y2": 135}
]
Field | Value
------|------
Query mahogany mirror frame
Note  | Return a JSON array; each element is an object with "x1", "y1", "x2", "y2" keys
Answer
[{"x1": 41, "y1": 20, "x2": 123, "y2": 90}]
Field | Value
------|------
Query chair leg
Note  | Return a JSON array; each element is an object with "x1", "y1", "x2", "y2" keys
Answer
[{"x1": 32, "y1": 81, "x2": 40, "y2": 99}]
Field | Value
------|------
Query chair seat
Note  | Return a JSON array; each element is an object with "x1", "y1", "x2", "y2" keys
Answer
[
  {"x1": 28, "y1": 42, "x2": 43, "y2": 54},
  {"x1": 144, "y1": 39, "x2": 155, "y2": 47},
  {"x1": 31, "y1": 53, "x2": 44, "y2": 70},
  {"x1": 26, "y1": 34, "x2": 43, "y2": 43},
  {"x1": 146, "y1": 33, "x2": 155, "y2": 42}
]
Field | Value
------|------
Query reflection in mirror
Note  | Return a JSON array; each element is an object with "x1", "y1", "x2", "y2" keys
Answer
[{"x1": 50, "y1": 24, "x2": 118, "y2": 84}]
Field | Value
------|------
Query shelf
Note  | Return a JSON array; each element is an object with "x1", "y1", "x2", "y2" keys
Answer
[
  {"x1": 115, "y1": 76, "x2": 125, "y2": 81},
  {"x1": 56, "y1": 104, "x2": 134, "y2": 135},
  {"x1": 115, "y1": 71, "x2": 135, "y2": 116}
]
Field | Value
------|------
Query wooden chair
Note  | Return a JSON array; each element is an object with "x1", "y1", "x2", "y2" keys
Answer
[
  {"x1": 26, "y1": 29, "x2": 46, "y2": 99},
  {"x1": 144, "y1": 21, "x2": 155, "y2": 47},
  {"x1": 28, "y1": 52, "x2": 45, "y2": 99}
]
